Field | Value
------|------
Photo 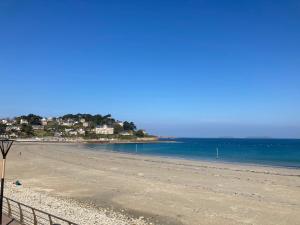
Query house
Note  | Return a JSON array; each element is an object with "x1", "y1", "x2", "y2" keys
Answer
[
  {"x1": 54, "y1": 132, "x2": 63, "y2": 137},
  {"x1": 6, "y1": 126, "x2": 21, "y2": 131},
  {"x1": 80, "y1": 118, "x2": 85, "y2": 123},
  {"x1": 0, "y1": 134, "x2": 9, "y2": 138},
  {"x1": 41, "y1": 118, "x2": 48, "y2": 126},
  {"x1": 116, "y1": 121, "x2": 124, "y2": 127},
  {"x1": 1, "y1": 119, "x2": 7, "y2": 124},
  {"x1": 77, "y1": 128, "x2": 85, "y2": 135},
  {"x1": 69, "y1": 131, "x2": 78, "y2": 136},
  {"x1": 65, "y1": 128, "x2": 73, "y2": 133},
  {"x1": 9, "y1": 133, "x2": 18, "y2": 138},
  {"x1": 95, "y1": 124, "x2": 114, "y2": 135},
  {"x1": 47, "y1": 117, "x2": 53, "y2": 122},
  {"x1": 82, "y1": 122, "x2": 89, "y2": 127},
  {"x1": 64, "y1": 128, "x2": 77, "y2": 136},
  {"x1": 32, "y1": 125, "x2": 44, "y2": 130},
  {"x1": 45, "y1": 127, "x2": 55, "y2": 131},
  {"x1": 20, "y1": 119, "x2": 28, "y2": 124},
  {"x1": 56, "y1": 118, "x2": 63, "y2": 125},
  {"x1": 119, "y1": 131, "x2": 133, "y2": 136},
  {"x1": 62, "y1": 120, "x2": 74, "y2": 126}
]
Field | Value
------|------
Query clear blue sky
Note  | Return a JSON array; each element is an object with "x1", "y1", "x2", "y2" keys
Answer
[{"x1": 1, "y1": 0, "x2": 299, "y2": 138}]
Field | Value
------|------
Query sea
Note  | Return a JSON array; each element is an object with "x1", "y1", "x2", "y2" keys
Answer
[{"x1": 85, "y1": 138, "x2": 300, "y2": 168}]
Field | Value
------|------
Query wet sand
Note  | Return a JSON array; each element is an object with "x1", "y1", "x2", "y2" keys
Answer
[{"x1": 5, "y1": 143, "x2": 300, "y2": 225}]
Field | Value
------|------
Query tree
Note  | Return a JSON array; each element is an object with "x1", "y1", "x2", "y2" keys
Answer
[
  {"x1": 17, "y1": 114, "x2": 42, "y2": 125},
  {"x1": 102, "y1": 114, "x2": 115, "y2": 126},
  {"x1": 84, "y1": 131, "x2": 98, "y2": 139},
  {"x1": 80, "y1": 114, "x2": 93, "y2": 121},
  {"x1": 93, "y1": 114, "x2": 103, "y2": 125},
  {"x1": 135, "y1": 130, "x2": 145, "y2": 137},
  {"x1": 27, "y1": 114, "x2": 42, "y2": 125},
  {"x1": 123, "y1": 121, "x2": 136, "y2": 131},
  {"x1": 0, "y1": 124, "x2": 6, "y2": 134},
  {"x1": 21, "y1": 124, "x2": 34, "y2": 136},
  {"x1": 113, "y1": 124, "x2": 124, "y2": 134},
  {"x1": 62, "y1": 114, "x2": 75, "y2": 120}
]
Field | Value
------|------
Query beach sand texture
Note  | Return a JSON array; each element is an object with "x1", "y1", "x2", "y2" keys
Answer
[{"x1": 4, "y1": 143, "x2": 300, "y2": 225}]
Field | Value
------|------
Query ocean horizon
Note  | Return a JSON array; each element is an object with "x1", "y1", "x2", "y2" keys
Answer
[{"x1": 85, "y1": 138, "x2": 300, "y2": 168}]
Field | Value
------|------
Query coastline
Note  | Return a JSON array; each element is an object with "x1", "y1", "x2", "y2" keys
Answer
[
  {"x1": 6, "y1": 143, "x2": 300, "y2": 225},
  {"x1": 14, "y1": 137, "x2": 176, "y2": 144},
  {"x1": 84, "y1": 142, "x2": 300, "y2": 170}
]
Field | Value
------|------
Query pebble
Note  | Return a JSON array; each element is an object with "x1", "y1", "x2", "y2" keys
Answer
[{"x1": 4, "y1": 182, "x2": 150, "y2": 225}]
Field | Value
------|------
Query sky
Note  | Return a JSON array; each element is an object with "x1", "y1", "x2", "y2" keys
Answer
[{"x1": 0, "y1": 0, "x2": 300, "y2": 138}]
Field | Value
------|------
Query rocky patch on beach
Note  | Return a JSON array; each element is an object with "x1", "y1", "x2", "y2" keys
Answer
[{"x1": 5, "y1": 182, "x2": 149, "y2": 225}]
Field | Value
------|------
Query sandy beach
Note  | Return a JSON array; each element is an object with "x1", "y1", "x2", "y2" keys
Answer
[{"x1": 4, "y1": 143, "x2": 300, "y2": 225}]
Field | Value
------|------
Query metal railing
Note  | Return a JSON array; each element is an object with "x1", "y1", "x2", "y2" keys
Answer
[{"x1": 2, "y1": 196, "x2": 78, "y2": 225}]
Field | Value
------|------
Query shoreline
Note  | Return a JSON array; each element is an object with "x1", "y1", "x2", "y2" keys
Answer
[
  {"x1": 14, "y1": 141, "x2": 300, "y2": 170},
  {"x1": 6, "y1": 143, "x2": 300, "y2": 225},
  {"x1": 14, "y1": 138, "x2": 176, "y2": 144},
  {"x1": 84, "y1": 144, "x2": 300, "y2": 171}
]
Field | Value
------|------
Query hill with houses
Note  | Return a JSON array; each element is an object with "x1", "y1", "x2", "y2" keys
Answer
[{"x1": 0, "y1": 114, "x2": 154, "y2": 141}]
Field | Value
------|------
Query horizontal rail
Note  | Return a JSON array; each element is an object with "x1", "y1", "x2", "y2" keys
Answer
[{"x1": 3, "y1": 196, "x2": 78, "y2": 225}]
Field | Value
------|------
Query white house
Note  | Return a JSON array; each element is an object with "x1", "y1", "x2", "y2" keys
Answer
[
  {"x1": 41, "y1": 118, "x2": 48, "y2": 126},
  {"x1": 69, "y1": 130, "x2": 78, "y2": 136},
  {"x1": 32, "y1": 125, "x2": 44, "y2": 130},
  {"x1": 116, "y1": 121, "x2": 124, "y2": 127},
  {"x1": 65, "y1": 128, "x2": 73, "y2": 133},
  {"x1": 6, "y1": 126, "x2": 21, "y2": 131},
  {"x1": 77, "y1": 128, "x2": 85, "y2": 135},
  {"x1": 56, "y1": 118, "x2": 63, "y2": 125},
  {"x1": 9, "y1": 133, "x2": 18, "y2": 138},
  {"x1": 54, "y1": 132, "x2": 62, "y2": 137},
  {"x1": 20, "y1": 119, "x2": 28, "y2": 124},
  {"x1": 80, "y1": 118, "x2": 85, "y2": 123},
  {"x1": 95, "y1": 124, "x2": 114, "y2": 135},
  {"x1": 63, "y1": 120, "x2": 74, "y2": 126},
  {"x1": 1, "y1": 119, "x2": 8, "y2": 124},
  {"x1": 119, "y1": 131, "x2": 133, "y2": 136},
  {"x1": 82, "y1": 122, "x2": 89, "y2": 127}
]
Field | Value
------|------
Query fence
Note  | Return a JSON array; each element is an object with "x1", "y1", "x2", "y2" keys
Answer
[{"x1": 2, "y1": 196, "x2": 78, "y2": 225}]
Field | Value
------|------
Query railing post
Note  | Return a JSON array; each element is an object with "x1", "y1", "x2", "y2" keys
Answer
[
  {"x1": 17, "y1": 202, "x2": 23, "y2": 223},
  {"x1": 48, "y1": 214, "x2": 53, "y2": 225},
  {"x1": 6, "y1": 198, "x2": 12, "y2": 217},
  {"x1": 32, "y1": 208, "x2": 37, "y2": 225}
]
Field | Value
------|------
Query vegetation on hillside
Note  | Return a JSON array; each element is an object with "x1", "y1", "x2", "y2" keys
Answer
[{"x1": 1, "y1": 113, "x2": 153, "y2": 140}]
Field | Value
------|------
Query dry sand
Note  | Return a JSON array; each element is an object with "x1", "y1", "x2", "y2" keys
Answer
[{"x1": 4, "y1": 143, "x2": 300, "y2": 225}]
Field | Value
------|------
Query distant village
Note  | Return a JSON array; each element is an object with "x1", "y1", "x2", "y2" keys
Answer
[{"x1": 0, "y1": 114, "x2": 154, "y2": 141}]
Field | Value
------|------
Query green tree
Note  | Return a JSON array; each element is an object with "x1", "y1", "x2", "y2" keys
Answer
[
  {"x1": 62, "y1": 114, "x2": 77, "y2": 120},
  {"x1": 0, "y1": 124, "x2": 6, "y2": 134},
  {"x1": 27, "y1": 114, "x2": 42, "y2": 125},
  {"x1": 93, "y1": 114, "x2": 103, "y2": 125},
  {"x1": 113, "y1": 124, "x2": 124, "y2": 134},
  {"x1": 123, "y1": 121, "x2": 136, "y2": 131},
  {"x1": 84, "y1": 131, "x2": 98, "y2": 139},
  {"x1": 17, "y1": 114, "x2": 42, "y2": 125},
  {"x1": 102, "y1": 114, "x2": 115, "y2": 126},
  {"x1": 135, "y1": 130, "x2": 145, "y2": 137},
  {"x1": 21, "y1": 124, "x2": 34, "y2": 136}
]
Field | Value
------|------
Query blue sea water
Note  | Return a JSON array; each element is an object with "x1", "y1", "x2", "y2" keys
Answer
[{"x1": 85, "y1": 138, "x2": 300, "y2": 168}]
